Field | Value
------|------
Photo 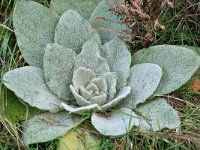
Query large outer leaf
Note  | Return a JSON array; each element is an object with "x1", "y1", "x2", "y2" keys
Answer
[
  {"x1": 50, "y1": 0, "x2": 99, "y2": 19},
  {"x1": 183, "y1": 46, "x2": 200, "y2": 76},
  {"x1": 43, "y1": 43, "x2": 76, "y2": 101},
  {"x1": 137, "y1": 98, "x2": 181, "y2": 131},
  {"x1": 102, "y1": 39, "x2": 131, "y2": 89},
  {"x1": 75, "y1": 40, "x2": 110, "y2": 75},
  {"x1": 133, "y1": 45, "x2": 200, "y2": 95},
  {"x1": 91, "y1": 108, "x2": 139, "y2": 136},
  {"x1": 119, "y1": 63, "x2": 162, "y2": 109},
  {"x1": 22, "y1": 112, "x2": 81, "y2": 146},
  {"x1": 89, "y1": 0, "x2": 131, "y2": 43},
  {"x1": 13, "y1": 1, "x2": 59, "y2": 68},
  {"x1": 54, "y1": 10, "x2": 101, "y2": 54},
  {"x1": 3, "y1": 66, "x2": 63, "y2": 112},
  {"x1": 181, "y1": 45, "x2": 200, "y2": 55}
]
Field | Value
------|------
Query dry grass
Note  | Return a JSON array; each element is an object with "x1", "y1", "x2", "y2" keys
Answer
[{"x1": 106, "y1": 0, "x2": 200, "y2": 50}]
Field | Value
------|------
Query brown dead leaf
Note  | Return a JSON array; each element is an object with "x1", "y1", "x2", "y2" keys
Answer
[{"x1": 190, "y1": 79, "x2": 200, "y2": 92}]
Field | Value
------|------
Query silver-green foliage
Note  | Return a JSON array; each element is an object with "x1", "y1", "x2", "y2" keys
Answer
[
  {"x1": 13, "y1": 1, "x2": 59, "y2": 68},
  {"x1": 89, "y1": 0, "x2": 131, "y2": 44},
  {"x1": 132, "y1": 45, "x2": 200, "y2": 95},
  {"x1": 50, "y1": 0, "x2": 99, "y2": 19},
  {"x1": 3, "y1": 0, "x2": 200, "y2": 147},
  {"x1": 22, "y1": 112, "x2": 81, "y2": 145},
  {"x1": 54, "y1": 10, "x2": 101, "y2": 54}
]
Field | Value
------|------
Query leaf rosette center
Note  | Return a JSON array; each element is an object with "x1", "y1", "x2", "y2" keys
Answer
[
  {"x1": 69, "y1": 64, "x2": 131, "y2": 112},
  {"x1": 73, "y1": 75, "x2": 108, "y2": 106}
]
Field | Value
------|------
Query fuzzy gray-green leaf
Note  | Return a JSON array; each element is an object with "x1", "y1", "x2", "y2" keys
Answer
[
  {"x1": 50, "y1": 0, "x2": 99, "y2": 19},
  {"x1": 54, "y1": 10, "x2": 101, "y2": 54},
  {"x1": 91, "y1": 108, "x2": 139, "y2": 136},
  {"x1": 13, "y1": 1, "x2": 59, "y2": 68},
  {"x1": 91, "y1": 77, "x2": 108, "y2": 94},
  {"x1": 119, "y1": 63, "x2": 162, "y2": 109},
  {"x1": 75, "y1": 40, "x2": 110, "y2": 75},
  {"x1": 133, "y1": 45, "x2": 200, "y2": 95},
  {"x1": 70, "y1": 85, "x2": 91, "y2": 106},
  {"x1": 99, "y1": 72, "x2": 117, "y2": 100},
  {"x1": 79, "y1": 86, "x2": 92, "y2": 100},
  {"x1": 61, "y1": 103, "x2": 101, "y2": 113},
  {"x1": 43, "y1": 43, "x2": 76, "y2": 101},
  {"x1": 22, "y1": 112, "x2": 81, "y2": 146},
  {"x1": 137, "y1": 98, "x2": 181, "y2": 131},
  {"x1": 89, "y1": 0, "x2": 131, "y2": 43},
  {"x1": 101, "y1": 86, "x2": 131, "y2": 111},
  {"x1": 102, "y1": 39, "x2": 131, "y2": 88},
  {"x1": 90, "y1": 93, "x2": 107, "y2": 106},
  {"x1": 181, "y1": 45, "x2": 200, "y2": 55},
  {"x1": 3, "y1": 67, "x2": 63, "y2": 112},
  {"x1": 72, "y1": 67, "x2": 96, "y2": 91}
]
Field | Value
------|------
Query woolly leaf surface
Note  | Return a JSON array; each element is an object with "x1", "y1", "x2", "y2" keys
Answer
[
  {"x1": 101, "y1": 86, "x2": 131, "y2": 111},
  {"x1": 70, "y1": 85, "x2": 91, "y2": 106},
  {"x1": 61, "y1": 103, "x2": 101, "y2": 114},
  {"x1": 75, "y1": 40, "x2": 110, "y2": 75},
  {"x1": 44, "y1": 43, "x2": 76, "y2": 100},
  {"x1": 119, "y1": 63, "x2": 162, "y2": 109},
  {"x1": 3, "y1": 66, "x2": 63, "y2": 112},
  {"x1": 137, "y1": 98, "x2": 181, "y2": 131},
  {"x1": 13, "y1": 1, "x2": 59, "y2": 68},
  {"x1": 91, "y1": 77, "x2": 108, "y2": 94},
  {"x1": 91, "y1": 108, "x2": 139, "y2": 136},
  {"x1": 72, "y1": 67, "x2": 96, "y2": 91},
  {"x1": 133, "y1": 45, "x2": 200, "y2": 95},
  {"x1": 102, "y1": 39, "x2": 131, "y2": 88},
  {"x1": 90, "y1": 0, "x2": 131, "y2": 43},
  {"x1": 54, "y1": 10, "x2": 101, "y2": 54},
  {"x1": 99, "y1": 72, "x2": 117, "y2": 101},
  {"x1": 22, "y1": 112, "x2": 81, "y2": 146},
  {"x1": 50, "y1": 0, "x2": 99, "y2": 19}
]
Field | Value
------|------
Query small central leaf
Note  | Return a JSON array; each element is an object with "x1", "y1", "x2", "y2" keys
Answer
[
  {"x1": 54, "y1": 10, "x2": 101, "y2": 54},
  {"x1": 89, "y1": 93, "x2": 107, "y2": 106},
  {"x1": 75, "y1": 40, "x2": 110, "y2": 75}
]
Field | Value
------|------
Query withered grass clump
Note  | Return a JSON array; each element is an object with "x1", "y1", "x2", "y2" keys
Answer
[{"x1": 106, "y1": 0, "x2": 200, "y2": 50}]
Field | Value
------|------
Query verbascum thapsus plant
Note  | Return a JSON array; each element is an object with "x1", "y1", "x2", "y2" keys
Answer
[{"x1": 3, "y1": 0, "x2": 200, "y2": 147}]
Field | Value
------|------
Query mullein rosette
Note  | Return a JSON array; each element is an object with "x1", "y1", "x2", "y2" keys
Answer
[{"x1": 3, "y1": 0, "x2": 200, "y2": 146}]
